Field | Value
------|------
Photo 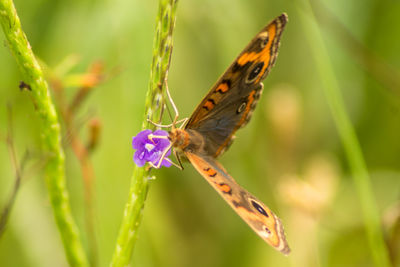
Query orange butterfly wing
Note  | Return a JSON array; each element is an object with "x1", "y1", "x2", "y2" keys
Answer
[
  {"x1": 185, "y1": 13, "x2": 288, "y2": 158},
  {"x1": 185, "y1": 152, "x2": 290, "y2": 255},
  {"x1": 169, "y1": 13, "x2": 290, "y2": 254}
]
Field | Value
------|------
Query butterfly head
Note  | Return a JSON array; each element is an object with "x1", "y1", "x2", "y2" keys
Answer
[{"x1": 169, "y1": 128, "x2": 205, "y2": 154}]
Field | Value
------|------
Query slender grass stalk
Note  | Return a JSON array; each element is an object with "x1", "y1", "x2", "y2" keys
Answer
[
  {"x1": 297, "y1": 1, "x2": 391, "y2": 266},
  {"x1": 110, "y1": 0, "x2": 178, "y2": 266},
  {"x1": 0, "y1": 1, "x2": 89, "y2": 266}
]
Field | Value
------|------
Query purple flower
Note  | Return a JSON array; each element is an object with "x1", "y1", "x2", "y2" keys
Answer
[{"x1": 132, "y1": 129, "x2": 172, "y2": 168}]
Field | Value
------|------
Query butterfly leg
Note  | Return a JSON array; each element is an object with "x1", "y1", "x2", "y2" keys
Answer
[
  {"x1": 147, "y1": 134, "x2": 170, "y2": 145},
  {"x1": 147, "y1": 117, "x2": 188, "y2": 129},
  {"x1": 149, "y1": 156, "x2": 182, "y2": 169},
  {"x1": 163, "y1": 158, "x2": 183, "y2": 169},
  {"x1": 147, "y1": 134, "x2": 184, "y2": 170},
  {"x1": 150, "y1": 142, "x2": 173, "y2": 169},
  {"x1": 147, "y1": 76, "x2": 189, "y2": 129},
  {"x1": 173, "y1": 149, "x2": 184, "y2": 170}
]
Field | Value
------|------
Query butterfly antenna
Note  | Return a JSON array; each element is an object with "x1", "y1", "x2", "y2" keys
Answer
[
  {"x1": 146, "y1": 102, "x2": 175, "y2": 129},
  {"x1": 147, "y1": 76, "x2": 188, "y2": 129}
]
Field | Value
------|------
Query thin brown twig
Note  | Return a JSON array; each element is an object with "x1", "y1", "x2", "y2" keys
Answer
[
  {"x1": 69, "y1": 61, "x2": 104, "y2": 115},
  {"x1": 68, "y1": 128, "x2": 98, "y2": 266},
  {"x1": 50, "y1": 60, "x2": 105, "y2": 267},
  {"x1": 0, "y1": 105, "x2": 27, "y2": 238}
]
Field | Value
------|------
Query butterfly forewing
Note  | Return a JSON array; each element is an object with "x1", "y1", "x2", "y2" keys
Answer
[{"x1": 186, "y1": 13, "x2": 288, "y2": 158}]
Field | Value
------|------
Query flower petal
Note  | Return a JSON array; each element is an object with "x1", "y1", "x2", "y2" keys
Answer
[
  {"x1": 133, "y1": 150, "x2": 146, "y2": 167},
  {"x1": 152, "y1": 130, "x2": 170, "y2": 149},
  {"x1": 161, "y1": 158, "x2": 172, "y2": 168},
  {"x1": 132, "y1": 129, "x2": 152, "y2": 149},
  {"x1": 147, "y1": 150, "x2": 161, "y2": 164},
  {"x1": 132, "y1": 129, "x2": 173, "y2": 168},
  {"x1": 153, "y1": 129, "x2": 168, "y2": 137},
  {"x1": 157, "y1": 138, "x2": 171, "y2": 150}
]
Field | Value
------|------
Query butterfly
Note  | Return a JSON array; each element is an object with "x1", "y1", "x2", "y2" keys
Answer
[{"x1": 162, "y1": 13, "x2": 289, "y2": 254}]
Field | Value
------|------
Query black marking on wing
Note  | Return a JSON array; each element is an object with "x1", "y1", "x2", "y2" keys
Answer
[
  {"x1": 251, "y1": 200, "x2": 269, "y2": 218},
  {"x1": 247, "y1": 62, "x2": 264, "y2": 83}
]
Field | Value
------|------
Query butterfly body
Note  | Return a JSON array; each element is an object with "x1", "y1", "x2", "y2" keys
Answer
[
  {"x1": 168, "y1": 13, "x2": 290, "y2": 254},
  {"x1": 168, "y1": 128, "x2": 205, "y2": 155}
]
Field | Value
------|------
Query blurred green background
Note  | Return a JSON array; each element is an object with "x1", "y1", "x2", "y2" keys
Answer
[{"x1": 1, "y1": 0, "x2": 400, "y2": 266}]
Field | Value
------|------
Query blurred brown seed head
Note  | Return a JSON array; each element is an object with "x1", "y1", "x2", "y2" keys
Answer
[
  {"x1": 265, "y1": 84, "x2": 302, "y2": 146},
  {"x1": 81, "y1": 61, "x2": 104, "y2": 88},
  {"x1": 383, "y1": 201, "x2": 400, "y2": 229},
  {"x1": 87, "y1": 118, "x2": 102, "y2": 152},
  {"x1": 279, "y1": 154, "x2": 339, "y2": 217}
]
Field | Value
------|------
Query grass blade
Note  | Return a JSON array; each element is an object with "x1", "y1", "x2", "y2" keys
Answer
[
  {"x1": 111, "y1": 0, "x2": 178, "y2": 266},
  {"x1": 297, "y1": 1, "x2": 391, "y2": 266}
]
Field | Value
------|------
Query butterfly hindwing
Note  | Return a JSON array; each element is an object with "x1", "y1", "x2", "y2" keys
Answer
[
  {"x1": 185, "y1": 13, "x2": 288, "y2": 157},
  {"x1": 185, "y1": 152, "x2": 290, "y2": 255}
]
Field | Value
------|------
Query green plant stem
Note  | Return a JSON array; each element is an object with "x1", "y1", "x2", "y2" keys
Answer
[
  {"x1": 0, "y1": 1, "x2": 89, "y2": 266},
  {"x1": 297, "y1": 1, "x2": 391, "y2": 266},
  {"x1": 110, "y1": 0, "x2": 178, "y2": 266}
]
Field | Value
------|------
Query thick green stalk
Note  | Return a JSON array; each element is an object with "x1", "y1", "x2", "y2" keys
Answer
[
  {"x1": 297, "y1": 1, "x2": 391, "y2": 266},
  {"x1": 111, "y1": 0, "x2": 178, "y2": 266},
  {"x1": 0, "y1": 1, "x2": 89, "y2": 266}
]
